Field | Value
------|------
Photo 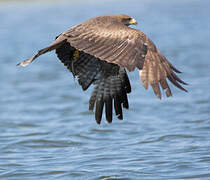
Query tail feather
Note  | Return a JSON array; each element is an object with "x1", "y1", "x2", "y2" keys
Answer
[
  {"x1": 95, "y1": 99, "x2": 104, "y2": 124},
  {"x1": 89, "y1": 67, "x2": 131, "y2": 124},
  {"x1": 105, "y1": 97, "x2": 113, "y2": 123},
  {"x1": 89, "y1": 85, "x2": 98, "y2": 111},
  {"x1": 114, "y1": 95, "x2": 123, "y2": 120}
]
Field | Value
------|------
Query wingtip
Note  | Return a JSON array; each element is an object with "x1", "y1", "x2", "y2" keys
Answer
[
  {"x1": 117, "y1": 114, "x2": 123, "y2": 120},
  {"x1": 106, "y1": 119, "x2": 112, "y2": 123},
  {"x1": 16, "y1": 62, "x2": 21, "y2": 66},
  {"x1": 96, "y1": 120, "x2": 101, "y2": 125},
  {"x1": 183, "y1": 88, "x2": 188, "y2": 93},
  {"x1": 157, "y1": 95, "x2": 162, "y2": 100},
  {"x1": 16, "y1": 58, "x2": 32, "y2": 67},
  {"x1": 182, "y1": 81, "x2": 188, "y2": 85},
  {"x1": 95, "y1": 114, "x2": 102, "y2": 124}
]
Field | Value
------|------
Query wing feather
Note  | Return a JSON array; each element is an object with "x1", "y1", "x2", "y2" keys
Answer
[
  {"x1": 17, "y1": 14, "x2": 187, "y2": 105},
  {"x1": 62, "y1": 16, "x2": 146, "y2": 71},
  {"x1": 139, "y1": 37, "x2": 187, "y2": 98}
]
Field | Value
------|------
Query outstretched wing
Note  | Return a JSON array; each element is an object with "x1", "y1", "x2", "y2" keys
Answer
[
  {"x1": 60, "y1": 16, "x2": 187, "y2": 98},
  {"x1": 16, "y1": 16, "x2": 147, "y2": 71},
  {"x1": 17, "y1": 15, "x2": 187, "y2": 101},
  {"x1": 139, "y1": 37, "x2": 187, "y2": 99},
  {"x1": 62, "y1": 16, "x2": 147, "y2": 72}
]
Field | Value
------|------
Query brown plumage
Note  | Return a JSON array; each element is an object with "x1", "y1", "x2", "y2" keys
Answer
[{"x1": 17, "y1": 14, "x2": 187, "y2": 124}]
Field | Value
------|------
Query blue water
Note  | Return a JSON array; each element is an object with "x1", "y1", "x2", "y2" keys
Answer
[{"x1": 0, "y1": 0, "x2": 210, "y2": 179}]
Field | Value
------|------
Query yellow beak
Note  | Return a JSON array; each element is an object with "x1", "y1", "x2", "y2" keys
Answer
[{"x1": 129, "y1": 18, "x2": 138, "y2": 25}]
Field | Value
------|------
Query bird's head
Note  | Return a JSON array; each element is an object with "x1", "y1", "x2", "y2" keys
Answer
[{"x1": 113, "y1": 14, "x2": 138, "y2": 26}]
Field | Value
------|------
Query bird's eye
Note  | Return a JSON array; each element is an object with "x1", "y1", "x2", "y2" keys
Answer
[{"x1": 125, "y1": 18, "x2": 132, "y2": 21}]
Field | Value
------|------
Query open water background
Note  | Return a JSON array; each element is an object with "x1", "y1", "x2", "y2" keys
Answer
[{"x1": 0, "y1": 0, "x2": 210, "y2": 179}]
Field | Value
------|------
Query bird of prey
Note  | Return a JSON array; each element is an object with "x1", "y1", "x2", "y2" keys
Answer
[{"x1": 17, "y1": 14, "x2": 187, "y2": 124}]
